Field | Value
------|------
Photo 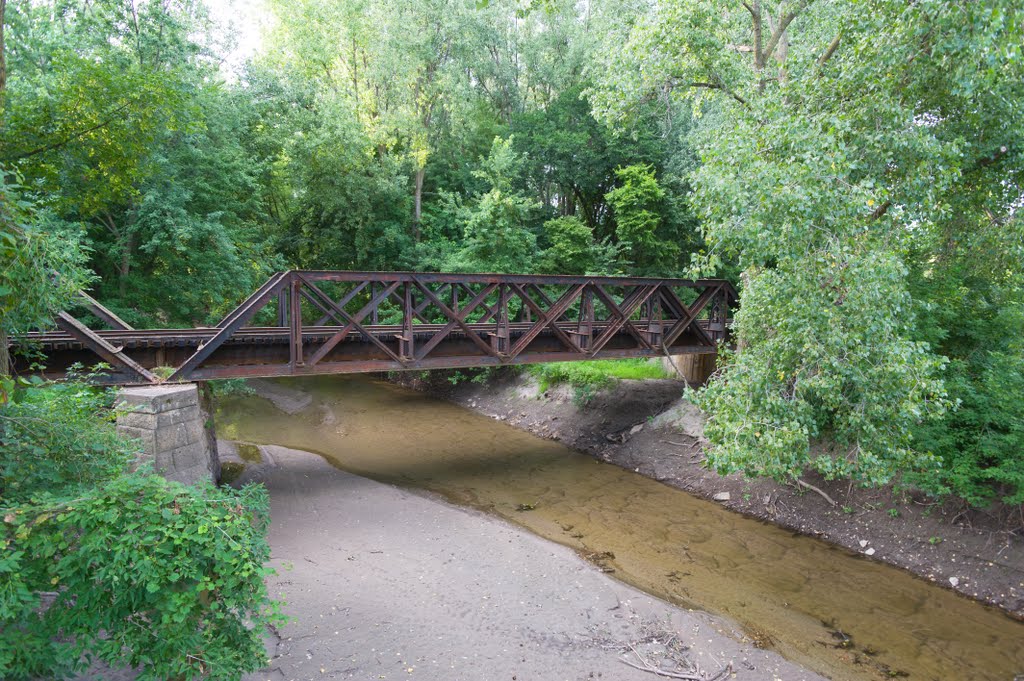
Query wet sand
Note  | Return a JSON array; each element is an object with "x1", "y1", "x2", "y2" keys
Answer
[{"x1": 237, "y1": 444, "x2": 824, "y2": 681}]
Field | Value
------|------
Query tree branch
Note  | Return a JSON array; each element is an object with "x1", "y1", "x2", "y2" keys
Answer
[
  {"x1": 869, "y1": 200, "x2": 892, "y2": 221},
  {"x1": 5, "y1": 102, "x2": 133, "y2": 162},
  {"x1": 817, "y1": 31, "x2": 842, "y2": 66},
  {"x1": 796, "y1": 478, "x2": 837, "y2": 507},
  {"x1": 975, "y1": 145, "x2": 1009, "y2": 169},
  {"x1": 685, "y1": 81, "x2": 750, "y2": 108},
  {"x1": 750, "y1": 0, "x2": 763, "y2": 69},
  {"x1": 0, "y1": 0, "x2": 7, "y2": 95},
  {"x1": 761, "y1": 1, "x2": 809, "y2": 66}
]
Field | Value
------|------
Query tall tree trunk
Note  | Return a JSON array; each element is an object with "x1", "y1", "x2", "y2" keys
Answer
[
  {"x1": 118, "y1": 232, "x2": 135, "y2": 298},
  {"x1": 0, "y1": 328, "x2": 10, "y2": 380},
  {"x1": 413, "y1": 166, "x2": 425, "y2": 241}
]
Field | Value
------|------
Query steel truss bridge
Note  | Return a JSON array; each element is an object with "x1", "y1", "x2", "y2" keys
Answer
[{"x1": 11, "y1": 271, "x2": 737, "y2": 385}]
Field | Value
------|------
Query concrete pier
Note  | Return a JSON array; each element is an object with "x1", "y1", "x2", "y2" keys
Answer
[{"x1": 115, "y1": 383, "x2": 219, "y2": 485}]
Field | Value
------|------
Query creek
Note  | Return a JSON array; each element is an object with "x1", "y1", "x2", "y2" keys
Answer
[{"x1": 216, "y1": 375, "x2": 1024, "y2": 681}]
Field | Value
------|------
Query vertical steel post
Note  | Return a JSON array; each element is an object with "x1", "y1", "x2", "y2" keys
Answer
[
  {"x1": 277, "y1": 287, "x2": 288, "y2": 328},
  {"x1": 289, "y1": 274, "x2": 303, "y2": 368},
  {"x1": 370, "y1": 282, "x2": 379, "y2": 325},
  {"x1": 498, "y1": 285, "x2": 510, "y2": 354},
  {"x1": 400, "y1": 282, "x2": 414, "y2": 359},
  {"x1": 577, "y1": 286, "x2": 594, "y2": 352}
]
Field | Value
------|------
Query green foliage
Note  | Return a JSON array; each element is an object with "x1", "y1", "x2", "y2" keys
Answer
[
  {"x1": 0, "y1": 378, "x2": 280, "y2": 680},
  {"x1": 0, "y1": 378, "x2": 133, "y2": 501},
  {"x1": 538, "y1": 216, "x2": 619, "y2": 275},
  {"x1": 530, "y1": 359, "x2": 673, "y2": 393},
  {"x1": 0, "y1": 475, "x2": 277, "y2": 681},
  {"x1": 3, "y1": 1, "x2": 279, "y2": 328},
  {"x1": 445, "y1": 138, "x2": 540, "y2": 273},
  {"x1": 0, "y1": 170, "x2": 91, "y2": 338},
  {"x1": 910, "y1": 251, "x2": 1024, "y2": 505},
  {"x1": 691, "y1": 256, "x2": 948, "y2": 485},
  {"x1": 605, "y1": 164, "x2": 681, "y2": 275},
  {"x1": 530, "y1": 359, "x2": 673, "y2": 407},
  {"x1": 208, "y1": 379, "x2": 257, "y2": 399},
  {"x1": 595, "y1": 0, "x2": 1023, "y2": 497}
]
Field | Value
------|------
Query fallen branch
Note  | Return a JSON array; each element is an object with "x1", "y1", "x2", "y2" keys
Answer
[
  {"x1": 797, "y1": 478, "x2": 837, "y2": 507},
  {"x1": 708, "y1": 663, "x2": 734, "y2": 681},
  {"x1": 620, "y1": 658, "x2": 703, "y2": 679},
  {"x1": 661, "y1": 439, "x2": 701, "y2": 450}
]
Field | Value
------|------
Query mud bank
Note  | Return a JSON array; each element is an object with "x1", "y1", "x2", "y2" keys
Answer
[{"x1": 394, "y1": 369, "x2": 1024, "y2": 621}]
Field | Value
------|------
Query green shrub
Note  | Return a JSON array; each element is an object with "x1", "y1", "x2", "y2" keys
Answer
[
  {"x1": 0, "y1": 380, "x2": 281, "y2": 680},
  {"x1": 207, "y1": 378, "x2": 256, "y2": 398},
  {"x1": 0, "y1": 476, "x2": 278, "y2": 681},
  {"x1": 0, "y1": 377, "x2": 133, "y2": 501}
]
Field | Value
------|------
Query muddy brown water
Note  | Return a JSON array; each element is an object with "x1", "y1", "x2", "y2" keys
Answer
[{"x1": 216, "y1": 376, "x2": 1024, "y2": 681}]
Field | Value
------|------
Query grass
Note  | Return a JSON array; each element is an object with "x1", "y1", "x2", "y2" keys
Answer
[{"x1": 528, "y1": 359, "x2": 675, "y2": 393}]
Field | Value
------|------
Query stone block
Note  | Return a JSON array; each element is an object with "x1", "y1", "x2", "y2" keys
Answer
[
  {"x1": 117, "y1": 425, "x2": 157, "y2": 453},
  {"x1": 116, "y1": 410, "x2": 159, "y2": 430},
  {"x1": 155, "y1": 419, "x2": 205, "y2": 452},
  {"x1": 116, "y1": 385, "x2": 199, "y2": 415},
  {"x1": 153, "y1": 448, "x2": 175, "y2": 473},
  {"x1": 166, "y1": 464, "x2": 214, "y2": 486},
  {"x1": 169, "y1": 443, "x2": 207, "y2": 471},
  {"x1": 156, "y1": 408, "x2": 198, "y2": 429}
]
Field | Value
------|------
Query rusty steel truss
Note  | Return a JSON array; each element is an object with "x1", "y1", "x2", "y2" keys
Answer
[{"x1": 12, "y1": 271, "x2": 737, "y2": 385}]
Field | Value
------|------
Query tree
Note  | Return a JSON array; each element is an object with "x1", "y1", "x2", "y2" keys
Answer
[
  {"x1": 538, "y1": 216, "x2": 618, "y2": 275},
  {"x1": 445, "y1": 137, "x2": 540, "y2": 273},
  {"x1": 1, "y1": 1, "x2": 281, "y2": 326},
  {"x1": 0, "y1": 170, "x2": 89, "y2": 380},
  {"x1": 593, "y1": 0, "x2": 1023, "y2": 492},
  {"x1": 605, "y1": 164, "x2": 681, "y2": 275}
]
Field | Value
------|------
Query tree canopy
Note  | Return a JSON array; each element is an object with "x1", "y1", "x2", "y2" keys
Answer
[
  {"x1": 2, "y1": 0, "x2": 1021, "y2": 503},
  {"x1": 592, "y1": 0, "x2": 1024, "y2": 500}
]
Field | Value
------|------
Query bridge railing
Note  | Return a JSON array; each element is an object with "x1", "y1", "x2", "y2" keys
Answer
[{"x1": 13, "y1": 271, "x2": 737, "y2": 384}]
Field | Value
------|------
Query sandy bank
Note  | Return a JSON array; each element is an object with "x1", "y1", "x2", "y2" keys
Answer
[{"x1": 230, "y1": 443, "x2": 825, "y2": 681}]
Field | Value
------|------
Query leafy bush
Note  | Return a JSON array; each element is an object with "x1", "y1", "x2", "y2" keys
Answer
[
  {"x1": 207, "y1": 378, "x2": 257, "y2": 399},
  {"x1": 0, "y1": 476, "x2": 277, "y2": 681},
  {"x1": 0, "y1": 379, "x2": 281, "y2": 680},
  {"x1": 911, "y1": 269, "x2": 1024, "y2": 505},
  {"x1": 0, "y1": 376, "x2": 133, "y2": 501}
]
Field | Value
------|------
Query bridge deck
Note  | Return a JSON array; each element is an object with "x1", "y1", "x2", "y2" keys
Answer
[{"x1": 11, "y1": 271, "x2": 737, "y2": 384}]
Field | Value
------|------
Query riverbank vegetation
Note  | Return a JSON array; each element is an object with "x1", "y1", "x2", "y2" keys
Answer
[
  {"x1": 528, "y1": 359, "x2": 675, "y2": 405},
  {"x1": 1, "y1": 172, "x2": 280, "y2": 679},
  {"x1": 1, "y1": 2, "x2": 1022, "y2": 664}
]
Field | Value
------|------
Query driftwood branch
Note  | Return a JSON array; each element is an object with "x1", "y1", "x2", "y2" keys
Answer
[
  {"x1": 620, "y1": 642, "x2": 733, "y2": 681},
  {"x1": 620, "y1": 658, "x2": 703, "y2": 680},
  {"x1": 796, "y1": 478, "x2": 837, "y2": 507}
]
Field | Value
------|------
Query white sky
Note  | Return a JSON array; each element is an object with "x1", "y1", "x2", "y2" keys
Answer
[{"x1": 203, "y1": 0, "x2": 271, "y2": 77}]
